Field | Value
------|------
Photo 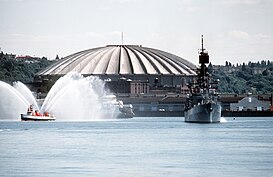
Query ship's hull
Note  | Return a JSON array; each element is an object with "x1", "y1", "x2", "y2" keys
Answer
[
  {"x1": 185, "y1": 102, "x2": 221, "y2": 123},
  {"x1": 21, "y1": 114, "x2": 56, "y2": 121}
]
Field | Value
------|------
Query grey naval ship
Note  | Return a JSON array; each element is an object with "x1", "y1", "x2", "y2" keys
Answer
[{"x1": 184, "y1": 36, "x2": 221, "y2": 123}]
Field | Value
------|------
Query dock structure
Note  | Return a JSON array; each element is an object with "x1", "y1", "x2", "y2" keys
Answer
[{"x1": 118, "y1": 93, "x2": 273, "y2": 117}]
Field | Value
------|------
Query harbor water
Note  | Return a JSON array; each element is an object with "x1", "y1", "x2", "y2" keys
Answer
[{"x1": 0, "y1": 117, "x2": 273, "y2": 177}]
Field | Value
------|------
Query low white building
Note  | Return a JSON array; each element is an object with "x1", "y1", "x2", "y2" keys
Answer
[{"x1": 230, "y1": 96, "x2": 270, "y2": 111}]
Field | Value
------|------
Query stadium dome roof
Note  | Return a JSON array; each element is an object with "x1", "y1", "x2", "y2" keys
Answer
[{"x1": 37, "y1": 45, "x2": 197, "y2": 76}]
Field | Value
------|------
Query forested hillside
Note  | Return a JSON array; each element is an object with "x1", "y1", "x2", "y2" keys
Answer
[
  {"x1": 210, "y1": 60, "x2": 273, "y2": 94},
  {"x1": 0, "y1": 53, "x2": 55, "y2": 84}
]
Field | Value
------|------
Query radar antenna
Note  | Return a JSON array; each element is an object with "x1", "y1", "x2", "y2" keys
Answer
[{"x1": 201, "y1": 35, "x2": 205, "y2": 53}]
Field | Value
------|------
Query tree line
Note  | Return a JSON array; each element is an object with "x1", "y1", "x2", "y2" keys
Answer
[
  {"x1": 210, "y1": 60, "x2": 273, "y2": 94},
  {"x1": 0, "y1": 53, "x2": 55, "y2": 84}
]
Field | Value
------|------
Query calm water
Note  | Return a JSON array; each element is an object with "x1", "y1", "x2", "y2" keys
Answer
[{"x1": 0, "y1": 117, "x2": 273, "y2": 177}]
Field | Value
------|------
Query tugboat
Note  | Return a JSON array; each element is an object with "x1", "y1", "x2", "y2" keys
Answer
[
  {"x1": 184, "y1": 35, "x2": 221, "y2": 123},
  {"x1": 101, "y1": 95, "x2": 134, "y2": 119},
  {"x1": 21, "y1": 105, "x2": 56, "y2": 121},
  {"x1": 118, "y1": 103, "x2": 135, "y2": 118}
]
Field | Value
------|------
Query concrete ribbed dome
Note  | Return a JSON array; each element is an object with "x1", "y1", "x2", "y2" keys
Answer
[{"x1": 38, "y1": 45, "x2": 196, "y2": 76}]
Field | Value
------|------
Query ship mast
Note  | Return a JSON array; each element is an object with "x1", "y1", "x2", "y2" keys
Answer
[
  {"x1": 201, "y1": 35, "x2": 205, "y2": 53},
  {"x1": 198, "y1": 35, "x2": 209, "y2": 90}
]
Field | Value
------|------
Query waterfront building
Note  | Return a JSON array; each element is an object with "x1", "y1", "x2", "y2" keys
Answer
[{"x1": 230, "y1": 96, "x2": 270, "y2": 111}]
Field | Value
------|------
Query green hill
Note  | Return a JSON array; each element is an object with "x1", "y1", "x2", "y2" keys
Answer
[
  {"x1": 210, "y1": 60, "x2": 273, "y2": 94},
  {"x1": 0, "y1": 53, "x2": 55, "y2": 84}
]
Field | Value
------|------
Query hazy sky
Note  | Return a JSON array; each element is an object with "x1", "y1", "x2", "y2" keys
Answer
[{"x1": 1, "y1": 0, "x2": 273, "y2": 65}]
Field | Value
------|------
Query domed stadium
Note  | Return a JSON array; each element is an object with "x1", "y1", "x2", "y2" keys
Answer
[{"x1": 35, "y1": 45, "x2": 197, "y2": 93}]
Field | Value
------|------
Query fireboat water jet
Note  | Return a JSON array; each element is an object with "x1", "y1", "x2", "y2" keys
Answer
[{"x1": 0, "y1": 73, "x2": 134, "y2": 120}]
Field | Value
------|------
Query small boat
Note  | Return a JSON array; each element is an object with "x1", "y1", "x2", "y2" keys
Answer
[
  {"x1": 101, "y1": 95, "x2": 135, "y2": 119},
  {"x1": 21, "y1": 114, "x2": 56, "y2": 121},
  {"x1": 118, "y1": 104, "x2": 135, "y2": 118},
  {"x1": 21, "y1": 105, "x2": 56, "y2": 121}
]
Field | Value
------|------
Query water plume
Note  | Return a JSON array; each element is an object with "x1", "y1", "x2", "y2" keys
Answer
[
  {"x1": 13, "y1": 81, "x2": 40, "y2": 111},
  {"x1": 0, "y1": 81, "x2": 29, "y2": 120},
  {"x1": 220, "y1": 117, "x2": 227, "y2": 123},
  {"x1": 0, "y1": 73, "x2": 114, "y2": 121},
  {"x1": 42, "y1": 73, "x2": 106, "y2": 120}
]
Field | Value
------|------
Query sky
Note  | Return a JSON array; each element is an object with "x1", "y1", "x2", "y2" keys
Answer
[{"x1": 0, "y1": 0, "x2": 273, "y2": 65}]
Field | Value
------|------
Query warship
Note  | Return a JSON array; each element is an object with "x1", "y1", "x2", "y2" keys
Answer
[{"x1": 184, "y1": 35, "x2": 221, "y2": 123}]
